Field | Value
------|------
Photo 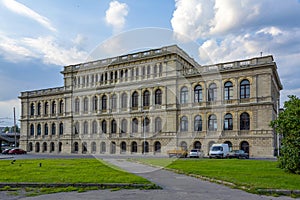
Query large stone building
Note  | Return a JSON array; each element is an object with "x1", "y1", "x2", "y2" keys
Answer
[{"x1": 19, "y1": 45, "x2": 282, "y2": 158}]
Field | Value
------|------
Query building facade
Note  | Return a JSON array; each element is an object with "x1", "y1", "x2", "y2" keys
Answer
[{"x1": 19, "y1": 45, "x2": 282, "y2": 157}]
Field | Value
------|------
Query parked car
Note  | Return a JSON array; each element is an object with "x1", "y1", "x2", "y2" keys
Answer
[
  {"x1": 188, "y1": 149, "x2": 203, "y2": 158},
  {"x1": 1, "y1": 148, "x2": 11, "y2": 154},
  {"x1": 8, "y1": 148, "x2": 27, "y2": 155},
  {"x1": 226, "y1": 150, "x2": 249, "y2": 159}
]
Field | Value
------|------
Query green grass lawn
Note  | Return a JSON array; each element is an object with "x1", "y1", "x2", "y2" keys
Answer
[
  {"x1": 0, "y1": 158, "x2": 149, "y2": 184},
  {"x1": 133, "y1": 158, "x2": 300, "y2": 191}
]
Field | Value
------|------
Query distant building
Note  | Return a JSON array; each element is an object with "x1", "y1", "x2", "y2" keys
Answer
[{"x1": 19, "y1": 45, "x2": 282, "y2": 157}]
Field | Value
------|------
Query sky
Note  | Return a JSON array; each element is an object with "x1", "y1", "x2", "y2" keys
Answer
[{"x1": 0, "y1": 0, "x2": 300, "y2": 126}]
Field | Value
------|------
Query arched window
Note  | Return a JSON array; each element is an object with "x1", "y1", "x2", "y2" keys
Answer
[
  {"x1": 44, "y1": 123, "x2": 48, "y2": 135},
  {"x1": 102, "y1": 120, "x2": 107, "y2": 134},
  {"x1": 240, "y1": 112, "x2": 250, "y2": 130},
  {"x1": 121, "y1": 119, "x2": 127, "y2": 133},
  {"x1": 180, "y1": 87, "x2": 188, "y2": 104},
  {"x1": 75, "y1": 98, "x2": 80, "y2": 113},
  {"x1": 194, "y1": 115, "x2": 202, "y2": 131},
  {"x1": 29, "y1": 142, "x2": 33, "y2": 151},
  {"x1": 37, "y1": 103, "x2": 41, "y2": 116},
  {"x1": 154, "y1": 141, "x2": 161, "y2": 153},
  {"x1": 224, "y1": 81, "x2": 233, "y2": 100},
  {"x1": 59, "y1": 142, "x2": 62, "y2": 152},
  {"x1": 131, "y1": 141, "x2": 138, "y2": 153},
  {"x1": 147, "y1": 65, "x2": 150, "y2": 78},
  {"x1": 82, "y1": 142, "x2": 87, "y2": 153},
  {"x1": 91, "y1": 142, "x2": 96, "y2": 153},
  {"x1": 155, "y1": 89, "x2": 162, "y2": 105},
  {"x1": 240, "y1": 79, "x2": 250, "y2": 99},
  {"x1": 155, "y1": 117, "x2": 162, "y2": 133},
  {"x1": 132, "y1": 92, "x2": 139, "y2": 108},
  {"x1": 111, "y1": 119, "x2": 117, "y2": 133},
  {"x1": 194, "y1": 85, "x2": 203, "y2": 102},
  {"x1": 143, "y1": 117, "x2": 150, "y2": 133},
  {"x1": 30, "y1": 124, "x2": 34, "y2": 135},
  {"x1": 44, "y1": 102, "x2": 49, "y2": 115},
  {"x1": 240, "y1": 141, "x2": 250, "y2": 154},
  {"x1": 83, "y1": 121, "x2": 88, "y2": 134},
  {"x1": 208, "y1": 83, "x2": 217, "y2": 101},
  {"x1": 59, "y1": 123, "x2": 63, "y2": 135},
  {"x1": 121, "y1": 93, "x2": 127, "y2": 108},
  {"x1": 51, "y1": 101, "x2": 56, "y2": 114},
  {"x1": 43, "y1": 142, "x2": 47, "y2": 152},
  {"x1": 74, "y1": 122, "x2": 79, "y2": 134},
  {"x1": 194, "y1": 141, "x2": 202, "y2": 149},
  {"x1": 51, "y1": 123, "x2": 56, "y2": 135},
  {"x1": 111, "y1": 94, "x2": 117, "y2": 110},
  {"x1": 143, "y1": 90, "x2": 150, "y2": 107},
  {"x1": 37, "y1": 124, "x2": 41, "y2": 135},
  {"x1": 30, "y1": 103, "x2": 35, "y2": 116},
  {"x1": 121, "y1": 141, "x2": 126, "y2": 153},
  {"x1": 59, "y1": 100, "x2": 64, "y2": 114},
  {"x1": 36, "y1": 142, "x2": 40, "y2": 152},
  {"x1": 102, "y1": 95, "x2": 107, "y2": 110},
  {"x1": 111, "y1": 142, "x2": 116, "y2": 154},
  {"x1": 180, "y1": 116, "x2": 188, "y2": 132},
  {"x1": 142, "y1": 141, "x2": 149, "y2": 153},
  {"x1": 132, "y1": 118, "x2": 138, "y2": 133},
  {"x1": 100, "y1": 142, "x2": 106, "y2": 153},
  {"x1": 92, "y1": 96, "x2": 98, "y2": 111},
  {"x1": 180, "y1": 141, "x2": 188, "y2": 150},
  {"x1": 74, "y1": 142, "x2": 79, "y2": 152},
  {"x1": 83, "y1": 97, "x2": 89, "y2": 112},
  {"x1": 224, "y1": 113, "x2": 233, "y2": 130},
  {"x1": 208, "y1": 114, "x2": 217, "y2": 131},
  {"x1": 92, "y1": 121, "x2": 97, "y2": 134},
  {"x1": 50, "y1": 142, "x2": 55, "y2": 152}
]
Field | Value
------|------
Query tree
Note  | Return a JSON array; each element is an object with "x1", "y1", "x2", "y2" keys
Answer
[{"x1": 270, "y1": 95, "x2": 300, "y2": 174}]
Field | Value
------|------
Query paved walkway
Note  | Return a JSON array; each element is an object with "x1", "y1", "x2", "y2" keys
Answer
[{"x1": 11, "y1": 158, "x2": 292, "y2": 200}]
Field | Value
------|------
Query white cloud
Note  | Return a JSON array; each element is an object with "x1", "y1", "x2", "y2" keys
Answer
[
  {"x1": 2, "y1": 0, "x2": 56, "y2": 32},
  {"x1": 105, "y1": 1, "x2": 129, "y2": 33}
]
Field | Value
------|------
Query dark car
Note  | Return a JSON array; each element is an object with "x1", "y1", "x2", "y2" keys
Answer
[
  {"x1": 8, "y1": 148, "x2": 27, "y2": 155},
  {"x1": 226, "y1": 150, "x2": 249, "y2": 159}
]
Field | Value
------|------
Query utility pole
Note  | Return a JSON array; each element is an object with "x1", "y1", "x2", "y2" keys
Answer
[{"x1": 13, "y1": 107, "x2": 17, "y2": 147}]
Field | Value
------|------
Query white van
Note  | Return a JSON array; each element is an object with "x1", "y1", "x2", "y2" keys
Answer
[{"x1": 209, "y1": 143, "x2": 229, "y2": 158}]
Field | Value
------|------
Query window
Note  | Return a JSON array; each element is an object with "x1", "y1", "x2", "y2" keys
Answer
[
  {"x1": 37, "y1": 124, "x2": 41, "y2": 135},
  {"x1": 147, "y1": 65, "x2": 150, "y2": 78},
  {"x1": 121, "y1": 142, "x2": 126, "y2": 153},
  {"x1": 224, "y1": 81, "x2": 233, "y2": 100},
  {"x1": 180, "y1": 116, "x2": 188, "y2": 132},
  {"x1": 143, "y1": 117, "x2": 150, "y2": 133},
  {"x1": 143, "y1": 90, "x2": 150, "y2": 107},
  {"x1": 224, "y1": 113, "x2": 233, "y2": 130},
  {"x1": 208, "y1": 114, "x2": 217, "y2": 131},
  {"x1": 92, "y1": 96, "x2": 98, "y2": 111},
  {"x1": 30, "y1": 103, "x2": 35, "y2": 116},
  {"x1": 155, "y1": 89, "x2": 162, "y2": 105},
  {"x1": 51, "y1": 123, "x2": 56, "y2": 135},
  {"x1": 59, "y1": 100, "x2": 64, "y2": 114},
  {"x1": 111, "y1": 119, "x2": 117, "y2": 133},
  {"x1": 240, "y1": 112, "x2": 250, "y2": 130},
  {"x1": 30, "y1": 124, "x2": 34, "y2": 135},
  {"x1": 121, "y1": 119, "x2": 127, "y2": 133},
  {"x1": 83, "y1": 97, "x2": 89, "y2": 112},
  {"x1": 194, "y1": 85, "x2": 203, "y2": 103},
  {"x1": 102, "y1": 95, "x2": 107, "y2": 110},
  {"x1": 111, "y1": 94, "x2": 117, "y2": 110},
  {"x1": 131, "y1": 142, "x2": 137, "y2": 153},
  {"x1": 155, "y1": 117, "x2": 162, "y2": 133},
  {"x1": 37, "y1": 103, "x2": 41, "y2": 116},
  {"x1": 121, "y1": 93, "x2": 127, "y2": 108},
  {"x1": 91, "y1": 142, "x2": 96, "y2": 153},
  {"x1": 75, "y1": 98, "x2": 80, "y2": 113},
  {"x1": 83, "y1": 121, "x2": 88, "y2": 134},
  {"x1": 154, "y1": 141, "x2": 161, "y2": 152},
  {"x1": 44, "y1": 123, "x2": 48, "y2": 135},
  {"x1": 240, "y1": 79, "x2": 250, "y2": 99},
  {"x1": 44, "y1": 102, "x2": 49, "y2": 115},
  {"x1": 59, "y1": 123, "x2": 63, "y2": 135},
  {"x1": 74, "y1": 122, "x2": 79, "y2": 134},
  {"x1": 102, "y1": 120, "x2": 107, "y2": 134},
  {"x1": 132, "y1": 92, "x2": 139, "y2": 108},
  {"x1": 194, "y1": 115, "x2": 202, "y2": 131},
  {"x1": 51, "y1": 101, "x2": 56, "y2": 114},
  {"x1": 132, "y1": 118, "x2": 138, "y2": 133},
  {"x1": 142, "y1": 66, "x2": 145, "y2": 78},
  {"x1": 92, "y1": 121, "x2": 97, "y2": 134},
  {"x1": 208, "y1": 83, "x2": 217, "y2": 101},
  {"x1": 180, "y1": 87, "x2": 188, "y2": 104},
  {"x1": 100, "y1": 142, "x2": 106, "y2": 153}
]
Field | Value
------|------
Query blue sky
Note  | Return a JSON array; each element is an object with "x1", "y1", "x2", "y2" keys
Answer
[{"x1": 0, "y1": 0, "x2": 300, "y2": 126}]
